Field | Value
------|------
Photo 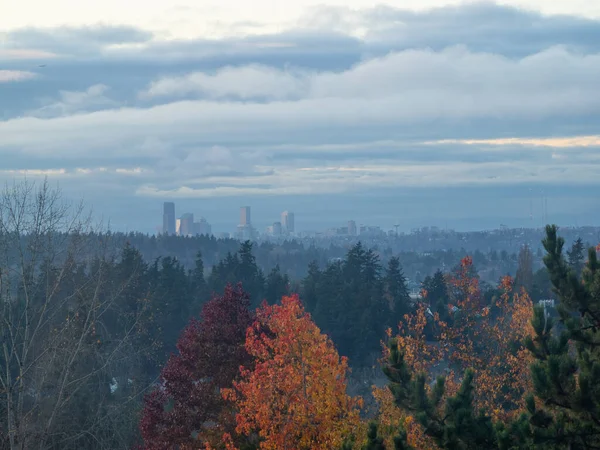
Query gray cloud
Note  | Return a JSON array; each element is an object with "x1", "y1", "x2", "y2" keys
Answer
[
  {"x1": 1, "y1": 2, "x2": 600, "y2": 231},
  {"x1": 1, "y1": 25, "x2": 153, "y2": 57},
  {"x1": 26, "y1": 84, "x2": 119, "y2": 118}
]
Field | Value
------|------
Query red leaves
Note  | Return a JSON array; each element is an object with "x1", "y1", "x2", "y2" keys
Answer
[{"x1": 139, "y1": 284, "x2": 254, "y2": 449}]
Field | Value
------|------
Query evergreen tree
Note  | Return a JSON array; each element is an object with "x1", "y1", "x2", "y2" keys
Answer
[
  {"x1": 515, "y1": 244, "x2": 534, "y2": 294},
  {"x1": 383, "y1": 338, "x2": 498, "y2": 449},
  {"x1": 191, "y1": 250, "x2": 208, "y2": 309},
  {"x1": 236, "y1": 241, "x2": 266, "y2": 305},
  {"x1": 384, "y1": 257, "x2": 411, "y2": 327},
  {"x1": 264, "y1": 264, "x2": 290, "y2": 304},
  {"x1": 524, "y1": 225, "x2": 600, "y2": 448},
  {"x1": 566, "y1": 236, "x2": 586, "y2": 276},
  {"x1": 421, "y1": 270, "x2": 450, "y2": 323},
  {"x1": 363, "y1": 422, "x2": 386, "y2": 450},
  {"x1": 301, "y1": 260, "x2": 321, "y2": 313}
]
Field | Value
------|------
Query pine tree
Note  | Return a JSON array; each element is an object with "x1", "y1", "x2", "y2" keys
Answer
[
  {"x1": 421, "y1": 270, "x2": 450, "y2": 323},
  {"x1": 264, "y1": 264, "x2": 290, "y2": 304},
  {"x1": 515, "y1": 245, "x2": 534, "y2": 294},
  {"x1": 567, "y1": 237, "x2": 586, "y2": 277},
  {"x1": 191, "y1": 250, "x2": 208, "y2": 308},
  {"x1": 385, "y1": 257, "x2": 411, "y2": 327},
  {"x1": 524, "y1": 225, "x2": 600, "y2": 448},
  {"x1": 302, "y1": 260, "x2": 321, "y2": 313},
  {"x1": 363, "y1": 422, "x2": 386, "y2": 450},
  {"x1": 383, "y1": 338, "x2": 498, "y2": 449}
]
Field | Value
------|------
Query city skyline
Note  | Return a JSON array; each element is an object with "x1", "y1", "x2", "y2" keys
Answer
[{"x1": 2, "y1": 1, "x2": 600, "y2": 234}]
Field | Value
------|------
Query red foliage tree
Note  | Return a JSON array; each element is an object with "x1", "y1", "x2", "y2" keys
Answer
[{"x1": 139, "y1": 284, "x2": 254, "y2": 449}]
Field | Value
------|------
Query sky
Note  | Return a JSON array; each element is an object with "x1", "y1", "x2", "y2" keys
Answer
[{"x1": 1, "y1": 0, "x2": 600, "y2": 234}]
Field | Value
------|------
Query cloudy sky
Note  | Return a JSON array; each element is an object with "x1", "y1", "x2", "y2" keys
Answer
[{"x1": 1, "y1": 0, "x2": 600, "y2": 234}]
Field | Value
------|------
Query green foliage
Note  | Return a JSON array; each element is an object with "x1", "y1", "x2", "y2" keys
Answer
[
  {"x1": 566, "y1": 237, "x2": 586, "y2": 277},
  {"x1": 422, "y1": 270, "x2": 451, "y2": 325},
  {"x1": 383, "y1": 338, "x2": 502, "y2": 449},
  {"x1": 364, "y1": 422, "x2": 386, "y2": 450},
  {"x1": 523, "y1": 225, "x2": 600, "y2": 448},
  {"x1": 306, "y1": 243, "x2": 393, "y2": 365}
]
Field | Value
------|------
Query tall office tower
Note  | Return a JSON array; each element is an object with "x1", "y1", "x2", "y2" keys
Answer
[
  {"x1": 348, "y1": 220, "x2": 357, "y2": 236},
  {"x1": 179, "y1": 213, "x2": 194, "y2": 236},
  {"x1": 281, "y1": 211, "x2": 295, "y2": 233},
  {"x1": 240, "y1": 206, "x2": 251, "y2": 226},
  {"x1": 163, "y1": 202, "x2": 176, "y2": 235},
  {"x1": 272, "y1": 221, "x2": 282, "y2": 236},
  {"x1": 193, "y1": 217, "x2": 212, "y2": 236}
]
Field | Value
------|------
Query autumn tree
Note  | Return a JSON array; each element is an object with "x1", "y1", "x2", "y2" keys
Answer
[
  {"x1": 139, "y1": 284, "x2": 254, "y2": 449},
  {"x1": 375, "y1": 256, "x2": 535, "y2": 449},
  {"x1": 223, "y1": 294, "x2": 362, "y2": 450}
]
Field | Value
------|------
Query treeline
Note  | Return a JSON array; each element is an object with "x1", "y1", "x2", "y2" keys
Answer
[
  {"x1": 138, "y1": 225, "x2": 600, "y2": 449},
  {"x1": 54, "y1": 230, "x2": 545, "y2": 285},
  {"x1": 0, "y1": 180, "x2": 594, "y2": 449}
]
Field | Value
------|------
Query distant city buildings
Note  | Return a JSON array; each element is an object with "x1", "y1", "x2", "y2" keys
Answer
[
  {"x1": 240, "y1": 206, "x2": 251, "y2": 226},
  {"x1": 194, "y1": 217, "x2": 212, "y2": 236},
  {"x1": 281, "y1": 211, "x2": 295, "y2": 234},
  {"x1": 160, "y1": 202, "x2": 213, "y2": 237},
  {"x1": 162, "y1": 202, "x2": 176, "y2": 235},
  {"x1": 237, "y1": 206, "x2": 255, "y2": 240},
  {"x1": 348, "y1": 220, "x2": 357, "y2": 236},
  {"x1": 179, "y1": 213, "x2": 194, "y2": 236}
]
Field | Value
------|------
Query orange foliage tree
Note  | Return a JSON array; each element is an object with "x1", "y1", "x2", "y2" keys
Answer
[
  {"x1": 222, "y1": 294, "x2": 363, "y2": 450},
  {"x1": 375, "y1": 257, "x2": 534, "y2": 446}
]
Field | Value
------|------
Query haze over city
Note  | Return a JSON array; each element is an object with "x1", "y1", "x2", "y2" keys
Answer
[{"x1": 1, "y1": 0, "x2": 600, "y2": 233}]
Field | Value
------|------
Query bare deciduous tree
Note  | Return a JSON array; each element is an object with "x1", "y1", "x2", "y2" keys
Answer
[{"x1": 0, "y1": 179, "x2": 151, "y2": 449}]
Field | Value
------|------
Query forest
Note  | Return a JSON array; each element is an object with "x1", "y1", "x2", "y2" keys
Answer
[{"x1": 0, "y1": 181, "x2": 597, "y2": 449}]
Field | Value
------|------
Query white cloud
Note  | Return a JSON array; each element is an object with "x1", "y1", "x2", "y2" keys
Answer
[
  {"x1": 2, "y1": 1, "x2": 600, "y2": 40},
  {"x1": 2, "y1": 44, "x2": 600, "y2": 198},
  {"x1": 0, "y1": 70, "x2": 37, "y2": 82},
  {"x1": 138, "y1": 46, "x2": 600, "y2": 112},
  {"x1": 27, "y1": 84, "x2": 118, "y2": 118},
  {"x1": 141, "y1": 65, "x2": 309, "y2": 100}
]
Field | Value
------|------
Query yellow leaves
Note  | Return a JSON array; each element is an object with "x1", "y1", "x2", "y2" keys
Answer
[
  {"x1": 224, "y1": 294, "x2": 362, "y2": 450},
  {"x1": 383, "y1": 267, "x2": 535, "y2": 429}
]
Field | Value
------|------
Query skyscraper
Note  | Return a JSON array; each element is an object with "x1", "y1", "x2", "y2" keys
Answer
[
  {"x1": 348, "y1": 220, "x2": 357, "y2": 236},
  {"x1": 163, "y1": 202, "x2": 175, "y2": 235},
  {"x1": 180, "y1": 213, "x2": 194, "y2": 236},
  {"x1": 240, "y1": 206, "x2": 251, "y2": 226},
  {"x1": 281, "y1": 211, "x2": 295, "y2": 233}
]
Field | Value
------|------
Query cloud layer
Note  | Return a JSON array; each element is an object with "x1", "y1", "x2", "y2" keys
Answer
[{"x1": 1, "y1": 2, "x2": 599, "y2": 231}]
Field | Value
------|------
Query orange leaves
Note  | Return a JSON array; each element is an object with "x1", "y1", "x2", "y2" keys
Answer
[
  {"x1": 383, "y1": 262, "x2": 534, "y2": 431},
  {"x1": 223, "y1": 295, "x2": 362, "y2": 450}
]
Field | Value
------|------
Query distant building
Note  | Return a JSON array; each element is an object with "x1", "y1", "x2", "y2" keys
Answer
[
  {"x1": 240, "y1": 206, "x2": 251, "y2": 226},
  {"x1": 272, "y1": 221, "x2": 283, "y2": 236},
  {"x1": 179, "y1": 213, "x2": 194, "y2": 236},
  {"x1": 348, "y1": 220, "x2": 357, "y2": 236},
  {"x1": 175, "y1": 218, "x2": 181, "y2": 235},
  {"x1": 163, "y1": 202, "x2": 176, "y2": 235},
  {"x1": 193, "y1": 217, "x2": 212, "y2": 236},
  {"x1": 281, "y1": 211, "x2": 295, "y2": 233},
  {"x1": 237, "y1": 224, "x2": 254, "y2": 240}
]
